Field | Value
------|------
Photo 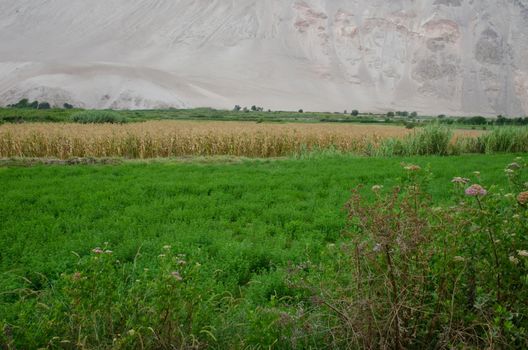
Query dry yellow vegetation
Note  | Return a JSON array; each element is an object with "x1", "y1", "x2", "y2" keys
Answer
[{"x1": 0, "y1": 121, "x2": 481, "y2": 159}]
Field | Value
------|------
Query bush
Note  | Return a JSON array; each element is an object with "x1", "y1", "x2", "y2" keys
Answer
[
  {"x1": 9, "y1": 99, "x2": 29, "y2": 108},
  {"x1": 296, "y1": 160, "x2": 528, "y2": 348},
  {"x1": 70, "y1": 111, "x2": 126, "y2": 124},
  {"x1": 404, "y1": 121, "x2": 416, "y2": 129},
  {"x1": 37, "y1": 102, "x2": 51, "y2": 110},
  {"x1": 63, "y1": 103, "x2": 74, "y2": 109}
]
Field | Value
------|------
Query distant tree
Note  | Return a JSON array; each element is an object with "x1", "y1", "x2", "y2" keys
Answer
[
  {"x1": 267, "y1": 109, "x2": 272, "y2": 113},
  {"x1": 387, "y1": 111, "x2": 395, "y2": 118},
  {"x1": 466, "y1": 116, "x2": 487, "y2": 125},
  {"x1": 37, "y1": 102, "x2": 51, "y2": 109},
  {"x1": 344, "y1": 110, "x2": 347, "y2": 114},
  {"x1": 63, "y1": 103, "x2": 74, "y2": 109},
  {"x1": 29, "y1": 100, "x2": 39, "y2": 109},
  {"x1": 13, "y1": 98, "x2": 29, "y2": 108},
  {"x1": 495, "y1": 115, "x2": 506, "y2": 126},
  {"x1": 298, "y1": 109, "x2": 304, "y2": 113},
  {"x1": 351, "y1": 110, "x2": 359, "y2": 116},
  {"x1": 401, "y1": 111, "x2": 409, "y2": 117},
  {"x1": 243, "y1": 107, "x2": 249, "y2": 113},
  {"x1": 410, "y1": 111, "x2": 418, "y2": 118},
  {"x1": 404, "y1": 121, "x2": 416, "y2": 129},
  {"x1": 233, "y1": 105, "x2": 241, "y2": 112},
  {"x1": 251, "y1": 105, "x2": 257, "y2": 111},
  {"x1": 437, "y1": 114, "x2": 446, "y2": 119}
]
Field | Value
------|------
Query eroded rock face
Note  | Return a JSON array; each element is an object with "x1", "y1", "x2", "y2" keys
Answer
[{"x1": 0, "y1": 0, "x2": 527, "y2": 115}]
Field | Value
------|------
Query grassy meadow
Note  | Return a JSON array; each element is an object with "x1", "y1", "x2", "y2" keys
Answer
[
  {"x1": 0, "y1": 107, "x2": 387, "y2": 124},
  {"x1": 1, "y1": 107, "x2": 528, "y2": 348},
  {"x1": 1, "y1": 153, "x2": 528, "y2": 348}
]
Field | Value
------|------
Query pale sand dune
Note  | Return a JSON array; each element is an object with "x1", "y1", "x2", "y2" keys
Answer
[{"x1": 0, "y1": 0, "x2": 527, "y2": 115}]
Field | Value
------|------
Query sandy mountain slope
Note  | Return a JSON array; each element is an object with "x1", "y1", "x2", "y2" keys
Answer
[{"x1": 0, "y1": 0, "x2": 527, "y2": 115}]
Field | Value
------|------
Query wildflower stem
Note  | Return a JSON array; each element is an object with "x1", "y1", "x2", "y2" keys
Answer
[
  {"x1": 384, "y1": 244, "x2": 402, "y2": 350},
  {"x1": 476, "y1": 196, "x2": 502, "y2": 302}
]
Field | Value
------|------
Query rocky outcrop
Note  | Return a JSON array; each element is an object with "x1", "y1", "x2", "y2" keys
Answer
[{"x1": 0, "y1": 0, "x2": 527, "y2": 115}]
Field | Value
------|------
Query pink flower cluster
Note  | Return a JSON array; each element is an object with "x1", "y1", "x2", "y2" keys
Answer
[
  {"x1": 517, "y1": 191, "x2": 528, "y2": 205},
  {"x1": 465, "y1": 184, "x2": 487, "y2": 197}
]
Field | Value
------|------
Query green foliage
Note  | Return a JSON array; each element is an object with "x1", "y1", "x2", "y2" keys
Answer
[
  {"x1": 0, "y1": 154, "x2": 522, "y2": 348},
  {"x1": 70, "y1": 110, "x2": 127, "y2": 124},
  {"x1": 37, "y1": 102, "x2": 51, "y2": 110},
  {"x1": 457, "y1": 127, "x2": 528, "y2": 154},
  {"x1": 377, "y1": 124, "x2": 452, "y2": 156},
  {"x1": 0, "y1": 106, "x2": 526, "y2": 128},
  {"x1": 9, "y1": 98, "x2": 29, "y2": 108},
  {"x1": 300, "y1": 159, "x2": 528, "y2": 348}
]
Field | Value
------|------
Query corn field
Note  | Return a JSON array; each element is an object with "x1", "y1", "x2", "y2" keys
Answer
[{"x1": 0, "y1": 121, "x2": 484, "y2": 159}]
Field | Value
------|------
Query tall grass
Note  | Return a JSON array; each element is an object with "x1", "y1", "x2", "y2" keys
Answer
[
  {"x1": 457, "y1": 127, "x2": 528, "y2": 153},
  {"x1": 3, "y1": 121, "x2": 525, "y2": 159},
  {"x1": 375, "y1": 124, "x2": 452, "y2": 156}
]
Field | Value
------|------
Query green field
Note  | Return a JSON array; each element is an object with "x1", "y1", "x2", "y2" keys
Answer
[
  {"x1": 0, "y1": 107, "x2": 387, "y2": 124},
  {"x1": 0, "y1": 107, "x2": 501, "y2": 128},
  {"x1": 1, "y1": 154, "x2": 526, "y2": 348}
]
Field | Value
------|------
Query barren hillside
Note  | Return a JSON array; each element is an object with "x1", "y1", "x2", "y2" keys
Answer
[{"x1": 1, "y1": 0, "x2": 527, "y2": 115}]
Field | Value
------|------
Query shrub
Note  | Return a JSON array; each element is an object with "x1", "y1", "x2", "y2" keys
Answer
[
  {"x1": 18, "y1": 99, "x2": 29, "y2": 108},
  {"x1": 70, "y1": 111, "x2": 126, "y2": 124},
  {"x1": 63, "y1": 103, "x2": 74, "y2": 109},
  {"x1": 297, "y1": 160, "x2": 528, "y2": 348},
  {"x1": 404, "y1": 121, "x2": 416, "y2": 129},
  {"x1": 37, "y1": 102, "x2": 51, "y2": 110},
  {"x1": 298, "y1": 109, "x2": 304, "y2": 113}
]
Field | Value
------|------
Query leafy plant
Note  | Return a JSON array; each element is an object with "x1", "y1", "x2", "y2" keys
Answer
[{"x1": 299, "y1": 159, "x2": 528, "y2": 348}]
